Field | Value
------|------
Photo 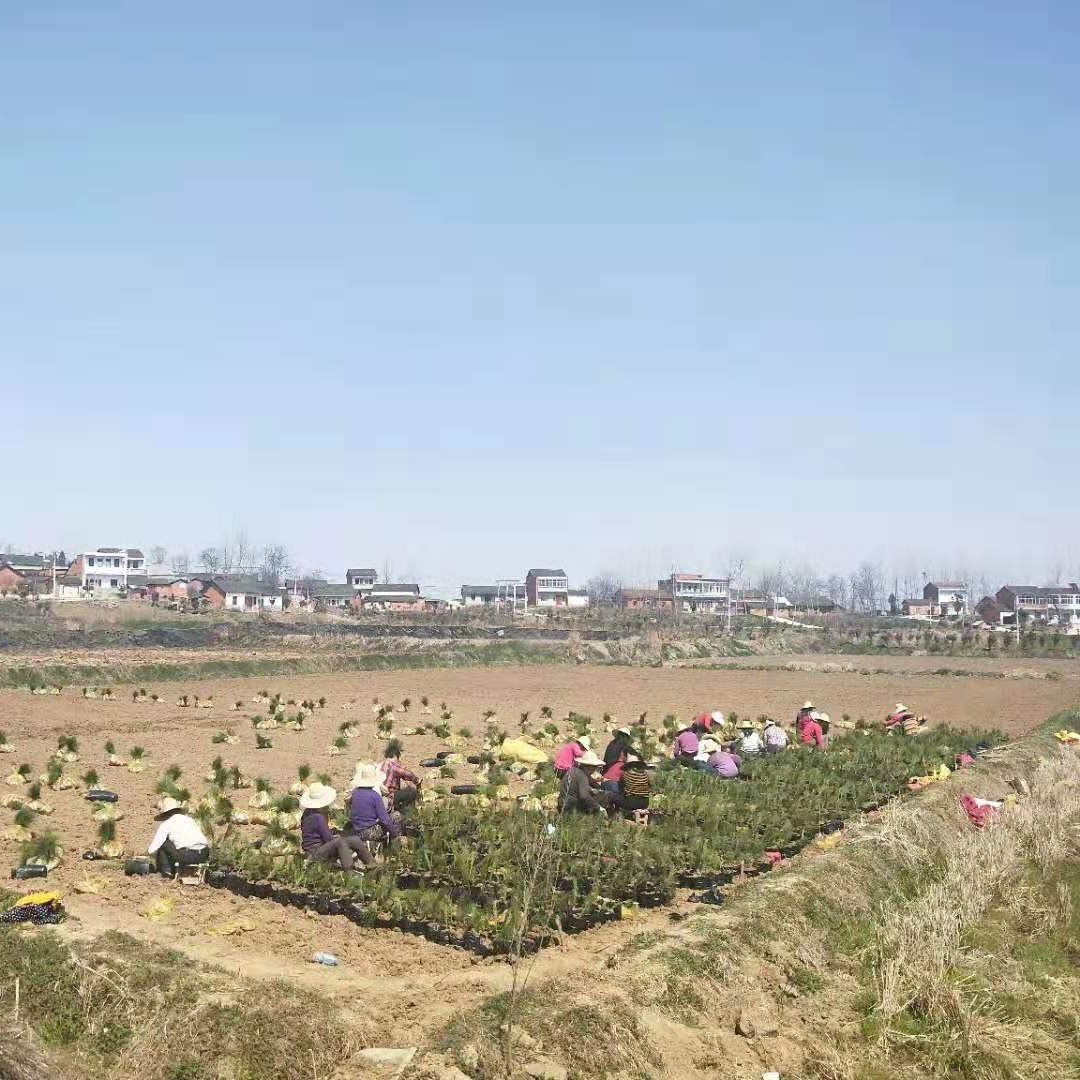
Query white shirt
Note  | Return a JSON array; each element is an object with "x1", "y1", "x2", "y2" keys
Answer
[
  {"x1": 764, "y1": 724, "x2": 789, "y2": 750},
  {"x1": 147, "y1": 814, "x2": 210, "y2": 854},
  {"x1": 740, "y1": 731, "x2": 764, "y2": 754}
]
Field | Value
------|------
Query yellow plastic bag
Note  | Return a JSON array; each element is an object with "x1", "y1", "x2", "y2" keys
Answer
[
  {"x1": 142, "y1": 896, "x2": 175, "y2": 921},
  {"x1": 498, "y1": 738, "x2": 548, "y2": 766},
  {"x1": 13, "y1": 891, "x2": 62, "y2": 909}
]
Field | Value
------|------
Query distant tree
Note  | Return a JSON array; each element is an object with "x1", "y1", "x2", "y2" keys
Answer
[
  {"x1": 824, "y1": 574, "x2": 846, "y2": 607},
  {"x1": 259, "y1": 545, "x2": 292, "y2": 587},
  {"x1": 199, "y1": 548, "x2": 221, "y2": 574},
  {"x1": 232, "y1": 531, "x2": 251, "y2": 573},
  {"x1": 585, "y1": 573, "x2": 622, "y2": 606},
  {"x1": 888, "y1": 593, "x2": 899, "y2": 616},
  {"x1": 170, "y1": 551, "x2": 191, "y2": 577},
  {"x1": 851, "y1": 562, "x2": 884, "y2": 614},
  {"x1": 150, "y1": 545, "x2": 167, "y2": 569},
  {"x1": 381, "y1": 560, "x2": 393, "y2": 584}
]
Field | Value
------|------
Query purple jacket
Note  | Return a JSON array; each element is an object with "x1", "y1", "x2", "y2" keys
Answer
[
  {"x1": 300, "y1": 809, "x2": 335, "y2": 853},
  {"x1": 708, "y1": 750, "x2": 741, "y2": 779},
  {"x1": 348, "y1": 787, "x2": 400, "y2": 838}
]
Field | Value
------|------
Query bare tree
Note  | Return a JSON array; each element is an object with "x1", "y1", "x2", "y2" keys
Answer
[
  {"x1": 850, "y1": 561, "x2": 884, "y2": 614},
  {"x1": 585, "y1": 573, "x2": 622, "y2": 606},
  {"x1": 259, "y1": 544, "x2": 292, "y2": 587},
  {"x1": 150, "y1": 545, "x2": 167, "y2": 569},
  {"x1": 756, "y1": 564, "x2": 787, "y2": 600},
  {"x1": 786, "y1": 565, "x2": 822, "y2": 606},
  {"x1": 199, "y1": 547, "x2": 221, "y2": 574},
  {"x1": 232, "y1": 531, "x2": 251, "y2": 573},
  {"x1": 824, "y1": 574, "x2": 846, "y2": 607},
  {"x1": 381, "y1": 560, "x2": 393, "y2": 584},
  {"x1": 170, "y1": 551, "x2": 191, "y2": 577}
]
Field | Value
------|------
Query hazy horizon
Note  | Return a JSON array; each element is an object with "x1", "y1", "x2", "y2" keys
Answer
[{"x1": 4, "y1": 4, "x2": 1078, "y2": 596}]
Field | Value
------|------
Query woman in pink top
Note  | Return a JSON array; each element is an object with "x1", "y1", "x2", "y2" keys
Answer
[
  {"x1": 554, "y1": 736, "x2": 591, "y2": 776},
  {"x1": 672, "y1": 727, "x2": 700, "y2": 764}
]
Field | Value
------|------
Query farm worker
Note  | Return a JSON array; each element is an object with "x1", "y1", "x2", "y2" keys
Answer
[
  {"x1": 739, "y1": 722, "x2": 764, "y2": 755},
  {"x1": 603, "y1": 727, "x2": 633, "y2": 771},
  {"x1": 795, "y1": 701, "x2": 815, "y2": 735},
  {"x1": 554, "y1": 734, "x2": 591, "y2": 777},
  {"x1": 691, "y1": 711, "x2": 713, "y2": 734},
  {"x1": 146, "y1": 797, "x2": 211, "y2": 879},
  {"x1": 707, "y1": 710, "x2": 725, "y2": 732},
  {"x1": 378, "y1": 738, "x2": 422, "y2": 811},
  {"x1": 700, "y1": 738, "x2": 742, "y2": 779},
  {"x1": 672, "y1": 724, "x2": 700, "y2": 766},
  {"x1": 300, "y1": 783, "x2": 373, "y2": 871},
  {"x1": 347, "y1": 763, "x2": 402, "y2": 850},
  {"x1": 619, "y1": 750, "x2": 653, "y2": 819},
  {"x1": 601, "y1": 728, "x2": 632, "y2": 797},
  {"x1": 800, "y1": 712, "x2": 826, "y2": 749},
  {"x1": 559, "y1": 750, "x2": 613, "y2": 815},
  {"x1": 763, "y1": 717, "x2": 789, "y2": 753}
]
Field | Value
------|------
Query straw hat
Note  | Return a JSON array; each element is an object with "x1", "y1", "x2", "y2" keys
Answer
[
  {"x1": 739, "y1": 720, "x2": 754, "y2": 729},
  {"x1": 351, "y1": 762, "x2": 381, "y2": 789},
  {"x1": 613, "y1": 727, "x2": 631, "y2": 738},
  {"x1": 155, "y1": 796, "x2": 186, "y2": 820},
  {"x1": 577, "y1": 734, "x2": 592, "y2": 749},
  {"x1": 299, "y1": 782, "x2": 336, "y2": 810},
  {"x1": 699, "y1": 737, "x2": 720, "y2": 755},
  {"x1": 710, "y1": 711, "x2": 725, "y2": 726},
  {"x1": 895, "y1": 703, "x2": 907, "y2": 712},
  {"x1": 577, "y1": 750, "x2": 603, "y2": 768},
  {"x1": 802, "y1": 700, "x2": 814, "y2": 710}
]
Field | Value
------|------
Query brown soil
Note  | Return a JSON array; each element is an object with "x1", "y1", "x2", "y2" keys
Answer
[{"x1": 1, "y1": 659, "x2": 1077, "y2": 1071}]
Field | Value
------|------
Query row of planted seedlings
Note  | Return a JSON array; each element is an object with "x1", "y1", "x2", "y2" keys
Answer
[{"x1": 206, "y1": 724, "x2": 1003, "y2": 955}]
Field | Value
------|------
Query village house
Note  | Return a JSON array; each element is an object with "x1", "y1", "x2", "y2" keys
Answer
[
  {"x1": 736, "y1": 593, "x2": 793, "y2": 617},
  {"x1": 902, "y1": 597, "x2": 934, "y2": 619},
  {"x1": 617, "y1": 587, "x2": 661, "y2": 609},
  {"x1": 992, "y1": 584, "x2": 1080, "y2": 627},
  {"x1": 146, "y1": 576, "x2": 190, "y2": 605},
  {"x1": 567, "y1": 588, "x2": 590, "y2": 609},
  {"x1": 923, "y1": 581, "x2": 968, "y2": 616},
  {"x1": 346, "y1": 568, "x2": 377, "y2": 595},
  {"x1": 658, "y1": 573, "x2": 731, "y2": 614},
  {"x1": 81, "y1": 547, "x2": 145, "y2": 596},
  {"x1": 310, "y1": 583, "x2": 354, "y2": 609},
  {"x1": 460, "y1": 584, "x2": 527, "y2": 607},
  {"x1": 525, "y1": 569, "x2": 568, "y2": 607},
  {"x1": 199, "y1": 575, "x2": 284, "y2": 612},
  {"x1": 0, "y1": 554, "x2": 54, "y2": 597},
  {"x1": 360, "y1": 583, "x2": 424, "y2": 612}
]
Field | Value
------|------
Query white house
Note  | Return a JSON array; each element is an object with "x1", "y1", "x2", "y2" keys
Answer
[
  {"x1": 208, "y1": 575, "x2": 284, "y2": 612},
  {"x1": 461, "y1": 584, "x2": 527, "y2": 607},
  {"x1": 567, "y1": 589, "x2": 590, "y2": 609},
  {"x1": 310, "y1": 583, "x2": 354, "y2": 609},
  {"x1": 526, "y1": 569, "x2": 569, "y2": 607},
  {"x1": 346, "y1": 568, "x2": 377, "y2": 594},
  {"x1": 923, "y1": 581, "x2": 968, "y2": 616},
  {"x1": 81, "y1": 547, "x2": 145, "y2": 595},
  {"x1": 660, "y1": 573, "x2": 731, "y2": 613}
]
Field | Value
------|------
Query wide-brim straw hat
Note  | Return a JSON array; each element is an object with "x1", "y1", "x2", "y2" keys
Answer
[
  {"x1": 351, "y1": 762, "x2": 381, "y2": 789},
  {"x1": 613, "y1": 727, "x2": 631, "y2": 738},
  {"x1": 710, "y1": 711, "x2": 725, "y2": 725},
  {"x1": 895, "y1": 703, "x2": 907, "y2": 712},
  {"x1": 802, "y1": 700, "x2": 814, "y2": 710},
  {"x1": 577, "y1": 734, "x2": 592, "y2": 749},
  {"x1": 299, "y1": 782, "x2": 336, "y2": 810},
  {"x1": 155, "y1": 796, "x2": 186, "y2": 820},
  {"x1": 577, "y1": 750, "x2": 603, "y2": 768},
  {"x1": 699, "y1": 738, "x2": 720, "y2": 755}
]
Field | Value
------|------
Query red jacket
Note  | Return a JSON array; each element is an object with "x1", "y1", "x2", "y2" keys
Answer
[{"x1": 800, "y1": 719, "x2": 825, "y2": 748}]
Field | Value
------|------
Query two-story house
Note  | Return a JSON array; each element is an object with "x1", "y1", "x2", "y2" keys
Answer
[
  {"x1": 923, "y1": 581, "x2": 968, "y2": 616},
  {"x1": 346, "y1": 568, "x2": 377, "y2": 595},
  {"x1": 994, "y1": 584, "x2": 1080, "y2": 626},
  {"x1": 81, "y1": 548, "x2": 145, "y2": 595},
  {"x1": 525, "y1": 569, "x2": 568, "y2": 607},
  {"x1": 658, "y1": 573, "x2": 731, "y2": 613}
]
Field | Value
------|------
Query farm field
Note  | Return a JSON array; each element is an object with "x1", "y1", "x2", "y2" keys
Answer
[{"x1": 2, "y1": 658, "x2": 1078, "y2": 1076}]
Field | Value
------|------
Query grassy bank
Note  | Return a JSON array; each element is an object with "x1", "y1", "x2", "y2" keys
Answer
[
  {"x1": 435, "y1": 710, "x2": 1080, "y2": 1079},
  {"x1": 0, "y1": 926, "x2": 374, "y2": 1079},
  {"x1": 0, "y1": 640, "x2": 581, "y2": 689}
]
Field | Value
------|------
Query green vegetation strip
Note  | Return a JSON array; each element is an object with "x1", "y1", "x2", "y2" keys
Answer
[
  {"x1": 0, "y1": 641, "x2": 577, "y2": 689},
  {"x1": 212, "y1": 726, "x2": 1001, "y2": 953}
]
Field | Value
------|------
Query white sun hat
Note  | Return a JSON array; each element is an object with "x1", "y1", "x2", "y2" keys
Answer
[
  {"x1": 577, "y1": 749, "x2": 603, "y2": 768},
  {"x1": 299, "y1": 782, "x2": 336, "y2": 810},
  {"x1": 351, "y1": 762, "x2": 381, "y2": 789}
]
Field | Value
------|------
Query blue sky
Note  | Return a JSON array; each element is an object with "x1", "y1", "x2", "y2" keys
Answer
[{"x1": 3, "y1": 2, "x2": 1078, "y2": 593}]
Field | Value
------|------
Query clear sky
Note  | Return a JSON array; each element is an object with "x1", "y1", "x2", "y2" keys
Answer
[{"x1": 3, "y1": 2, "x2": 1078, "y2": 594}]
